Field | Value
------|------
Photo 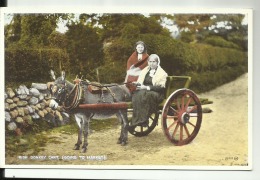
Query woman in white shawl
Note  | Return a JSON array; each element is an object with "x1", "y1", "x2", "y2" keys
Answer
[{"x1": 130, "y1": 54, "x2": 168, "y2": 127}]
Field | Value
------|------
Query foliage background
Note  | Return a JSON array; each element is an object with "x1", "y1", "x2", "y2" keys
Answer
[{"x1": 4, "y1": 13, "x2": 248, "y2": 93}]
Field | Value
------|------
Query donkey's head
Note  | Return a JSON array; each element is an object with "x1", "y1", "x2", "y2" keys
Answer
[{"x1": 49, "y1": 70, "x2": 67, "y2": 105}]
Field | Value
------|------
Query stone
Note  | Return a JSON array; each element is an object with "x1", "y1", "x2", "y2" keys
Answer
[
  {"x1": 45, "y1": 107, "x2": 52, "y2": 113},
  {"x1": 38, "y1": 94, "x2": 45, "y2": 102},
  {"x1": 17, "y1": 101, "x2": 28, "y2": 107},
  {"x1": 17, "y1": 107, "x2": 25, "y2": 117},
  {"x1": 42, "y1": 109, "x2": 48, "y2": 115},
  {"x1": 12, "y1": 97, "x2": 20, "y2": 103},
  {"x1": 16, "y1": 117, "x2": 24, "y2": 123},
  {"x1": 10, "y1": 110, "x2": 18, "y2": 119},
  {"x1": 6, "y1": 88, "x2": 16, "y2": 98},
  {"x1": 31, "y1": 83, "x2": 48, "y2": 90},
  {"x1": 5, "y1": 103, "x2": 10, "y2": 111},
  {"x1": 32, "y1": 113, "x2": 40, "y2": 119},
  {"x1": 7, "y1": 122, "x2": 17, "y2": 131},
  {"x1": 29, "y1": 97, "x2": 39, "y2": 105},
  {"x1": 29, "y1": 88, "x2": 40, "y2": 97},
  {"x1": 6, "y1": 98, "x2": 14, "y2": 104},
  {"x1": 27, "y1": 105, "x2": 34, "y2": 114},
  {"x1": 5, "y1": 112, "x2": 11, "y2": 122},
  {"x1": 55, "y1": 110, "x2": 63, "y2": 121},
  {"x1": 38, "y1": 110, "x2": 45, "y2": 118},
  {"x1": 9, "y1": 103, "x2": 17, "y2": 110},
  {"x1": 23, "y1": 107, "x2": 30, "y2": 115},
  {"x1": 36, "y1": 103, "x2": 42, "y2": 110},
  {"x1": 16, "y1": 85, "x2": 30, "y2": 99}
]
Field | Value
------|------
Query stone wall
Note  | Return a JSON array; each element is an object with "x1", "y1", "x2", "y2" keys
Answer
[{"x1": 5, "y1": 83, "x2": 70, "y2": 135}]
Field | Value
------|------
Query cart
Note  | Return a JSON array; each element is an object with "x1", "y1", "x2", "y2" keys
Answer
[
  {"x1": 127, "y1": 76, "x2": 208, "y2": 146},
  {"x1": 50, "y1": 70, "x2": 211, "y2": 148}
]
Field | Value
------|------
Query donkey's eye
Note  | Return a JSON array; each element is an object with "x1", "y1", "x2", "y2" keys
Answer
[{"x1": 58, "y1": 89, "x2": 62, "y2": 93}]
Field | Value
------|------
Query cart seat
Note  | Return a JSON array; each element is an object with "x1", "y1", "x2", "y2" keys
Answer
[{"x1": 159, "y1": 76, "x2": 191, "y2": 108}]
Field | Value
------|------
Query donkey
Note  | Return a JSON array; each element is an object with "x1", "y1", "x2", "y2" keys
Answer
[{"x1": 48, "y1": 70, "x2": 131, "y2": 153}]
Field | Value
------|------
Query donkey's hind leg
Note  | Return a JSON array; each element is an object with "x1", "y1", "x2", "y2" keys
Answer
[
  {"x1": 116, "y1": 110, "x2": 128, "y2": 146},
  {"x1": 73, "y1": 114, "x2": 83, "y2": 150}
]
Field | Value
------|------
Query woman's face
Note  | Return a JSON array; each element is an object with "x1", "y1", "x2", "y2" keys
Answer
[
  {"x1": 136, "y1": 44, "x2": 145, "y2": 54},
  {"x1": 148, "y1": 57, "x2": 158, "y2": 69}
]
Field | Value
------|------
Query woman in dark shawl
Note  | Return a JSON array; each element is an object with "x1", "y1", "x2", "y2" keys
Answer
[{"x1": 130, "y1": 54, "x2": 168, "y2": 127}]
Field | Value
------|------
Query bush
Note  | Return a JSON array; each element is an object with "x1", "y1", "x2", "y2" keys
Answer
[
  {"x1": 100, "y1": 34, "x2": 247, "y2": 92},
  {"x1": 203, "y1": 36, "x2": 241, "y2": 50},
  {"x1": 189, "y1": 64, "x2": 247, "y2": 93},
  {"x1": 5, "y1": 48, "x2": 70, "y2": 84}
]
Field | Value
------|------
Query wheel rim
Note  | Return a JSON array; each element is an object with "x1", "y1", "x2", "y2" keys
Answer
[
  {"x1": 162, "y1": 89, "x2": 202, "y2": 145},
  {"x1": 128, "y1": 111, "x2": 159, "y2": 137}
]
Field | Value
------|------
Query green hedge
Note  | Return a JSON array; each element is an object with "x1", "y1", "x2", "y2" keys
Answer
[
  {"x1": 5, "y1": 36, "x2": 247, "y2": 93},
  {"x1": 189, "y1": 64, "x2": 247, "y2": 93},
  {"x1": 103, "y1": 34, "x2": 248, "y2": 92},
  {"x1": 204, "y1": 36, "x2": 241, "y2": 50},
  {"x1": 5, "y1": 48, "x2": 70, "y2": 84}
]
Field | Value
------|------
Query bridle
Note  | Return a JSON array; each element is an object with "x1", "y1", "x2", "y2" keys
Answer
[{"x1": 50, "y1": 83, "x2": 67, "y2": 105}]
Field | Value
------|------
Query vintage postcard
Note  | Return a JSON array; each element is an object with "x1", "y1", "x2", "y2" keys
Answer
[{"x1": 0, "y1": 7, "x2": 253, "y2": 171}]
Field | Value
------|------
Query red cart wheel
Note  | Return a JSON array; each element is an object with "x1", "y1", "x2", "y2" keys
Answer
[{"x1": 161, "y1": 89, "x2": 202, "y2": 145}]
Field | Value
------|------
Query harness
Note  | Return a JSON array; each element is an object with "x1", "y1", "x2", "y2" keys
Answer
[
  {"x1": 63, "y1": 79, "x2": 127, "y2": 111},
  {"x1": 63, "y1": 79, "x2": 84, "y2": 111}
]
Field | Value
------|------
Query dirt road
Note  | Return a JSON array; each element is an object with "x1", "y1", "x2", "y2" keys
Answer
[{"x1": 6, "y1": 73, "x2": 249, "y2": 168}]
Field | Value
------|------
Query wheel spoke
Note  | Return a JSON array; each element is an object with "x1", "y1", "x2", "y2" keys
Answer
[
  {"x1": 149, "y1": 116, "x2": 155, "y2": 121},
  {"x1": 184, "y1": 97, "x2": 192, "y2": 110},
  {"x1": 184, "y1": 124, "x2": 191, "y2": 137},
  {"x1": 181, "y1": 95, "x2": 185, "y2": 110},
  {"x1": 166, "y1": 119, "x2": 177, "y2": 132},
  {"x1": 187, "y1": 105, "x2": 197, "y2": 113},
  {"x1": 188, "y1": 122, "x2": 196, "y2": 128},
  {"x1": 166, "y1": 115, "x2": 178, "y2": 120},
  {"x1": 170, "y1": 106, "x2": 178, "y2": 114},
  {"x1": 189, "y1": 113, "x2": 198, "y2": 117},
  {"x1": 180, "y1": 124, "x2": 183, "y2": 141},
  {"x1": 175, "y1": 98, "x2": 181, "y2": 110},
  {"x1": 172, "y1": 123, "x2": 180, "y2": 139}
]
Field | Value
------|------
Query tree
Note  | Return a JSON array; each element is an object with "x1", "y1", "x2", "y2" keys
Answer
[
  {"x1": 5, "y1": 14, "x2": 22, "y2": 48},
  {"x1": 65, "y1": 22, "x2": 104, "y2": 77},
  {"x1": 5, "y1": 13, "x2": 70, "y2": 48},
  {"x1": 173, "y1": 14, "x2": 247, "y2": 50}
]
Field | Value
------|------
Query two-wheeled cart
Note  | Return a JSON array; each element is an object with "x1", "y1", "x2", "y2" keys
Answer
[{"x1": 127, "y1": 76, "x2": 210, "y2": 145}]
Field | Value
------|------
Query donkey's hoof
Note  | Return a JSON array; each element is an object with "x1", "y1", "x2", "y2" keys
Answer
[
  {"x1": 121, "y1": 141, "x2": 127, "y2": 146},
  {"x1": 73, "y1": 145, "x2": 80, "y2": 150},
  {"x1": 117, "y1": 139, "x2": 122, "y2": 144},
  {"x1": 81, "y1": 147, "x2": 87, "y2": 153}
]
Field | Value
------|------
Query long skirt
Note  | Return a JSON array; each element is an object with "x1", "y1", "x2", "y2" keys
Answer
[{"x1": 131, "y1": 89, "x2": 164, "y2": 126}]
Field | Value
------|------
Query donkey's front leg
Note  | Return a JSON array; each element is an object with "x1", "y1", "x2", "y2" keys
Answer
[
  {"x1": 74, "y1": 114, "x2": 83, "y2": 150},
  {"x1": 73, "y1": 128, "x2": 82, "y2": 150},
  {"x1": 116, "y1": 110, "x2": 128, "y2": 146}
]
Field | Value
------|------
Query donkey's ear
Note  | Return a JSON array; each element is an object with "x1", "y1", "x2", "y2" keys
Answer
[
  {"x1": 50, "y1": 70, "x2": 56, "y2": 80},
  {"x1": 61, "y1": 71, "x2": 66, "y2": 81}
]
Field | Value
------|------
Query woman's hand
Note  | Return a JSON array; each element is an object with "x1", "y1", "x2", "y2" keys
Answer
[{"x1": 136, "y1": 84, "x2": 150, "y2": 90}]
